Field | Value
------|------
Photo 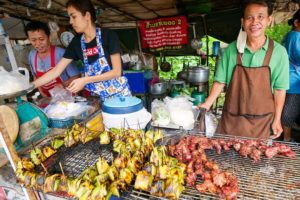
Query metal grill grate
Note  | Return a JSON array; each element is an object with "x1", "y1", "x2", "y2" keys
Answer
[
  {"x1": 125, "y1": 134, "x2": 300, "y2": 200},
  {"x1": 29, "y1": 133, "x2": 300, "y2": 199},
  {"x1": 38, "y1": 138, "x2": 114, "y2": 178}
]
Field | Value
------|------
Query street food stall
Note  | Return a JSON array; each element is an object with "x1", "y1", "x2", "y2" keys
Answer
[{"x1": 0, "y1": 0, "x2": 300, "y2": 200}]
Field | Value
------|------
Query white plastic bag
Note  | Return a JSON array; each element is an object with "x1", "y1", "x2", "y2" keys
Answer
[
  {"x1": 164, "y1": 96, "x2": 195, "y2": 129},
  {"x1": 0, "y1": 66, "x2": 30, "y2": 95}
]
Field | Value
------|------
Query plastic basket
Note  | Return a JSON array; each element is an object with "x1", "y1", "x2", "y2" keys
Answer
[{"x1": 48, "y1": 110, "x2": 89, "y2": 129}]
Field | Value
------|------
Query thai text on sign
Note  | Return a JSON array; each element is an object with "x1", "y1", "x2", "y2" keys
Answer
[{"x1": 139, "y1": 16, "x2": 187, "y2": 50}]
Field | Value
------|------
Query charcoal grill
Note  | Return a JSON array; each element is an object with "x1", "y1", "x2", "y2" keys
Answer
[
  {"x1": 25, "y1": 131, "x2": 300, "y2": 200},
  {"x1": 23, "y1": 134, "x2": 114, "y2": 178},
  {"x1": 124, "y1": 133, "x2": 300, "y2": 200}
]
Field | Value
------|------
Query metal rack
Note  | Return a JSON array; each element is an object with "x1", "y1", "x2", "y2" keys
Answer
[
  {"x1": 126, "y1": 134, "x2": 300, "y2": 200},
  {"x1": 22, "y1": 129, "x2": 300, "y2": 200}
]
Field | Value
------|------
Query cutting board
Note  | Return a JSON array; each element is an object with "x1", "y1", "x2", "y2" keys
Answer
[{"x1": 0, "y1": 105, "x2": 19, "y2": 167}]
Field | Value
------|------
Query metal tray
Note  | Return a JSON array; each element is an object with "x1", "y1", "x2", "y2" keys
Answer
[{"x1": 0, "y1": 85, "x2": 34, "y2": 99}]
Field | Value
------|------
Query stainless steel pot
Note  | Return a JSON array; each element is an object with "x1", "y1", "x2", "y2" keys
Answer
[
  {"x1": 131, "y1": 62, "x2": 143, "y2": 70},
  {"x1": 188, "y1": 66, "x2": 209, "y2": 83},
  {"x1": 150, "y1": 82, "x2": 168, "y2": 95}
]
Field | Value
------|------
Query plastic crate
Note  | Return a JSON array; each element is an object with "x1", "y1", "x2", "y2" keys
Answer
[{"x1": 124, "y1": 70, "x2": 152, "y2": 94}]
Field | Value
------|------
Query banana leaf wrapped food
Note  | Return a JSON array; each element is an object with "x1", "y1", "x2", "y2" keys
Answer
[
  {"x1": 30, "y1": 147, "x2": 46, "y2": 165},
  {"x1": 99, "y1": 131, "x2": 110, "y2": 145},
  {"x1": 134, "y1": 170, "x2": 154, "y2": 191}
]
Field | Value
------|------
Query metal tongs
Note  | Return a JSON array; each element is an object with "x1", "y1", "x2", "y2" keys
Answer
[{"x1": 266, "y1": 139, "x2": 273, "y2": 146}]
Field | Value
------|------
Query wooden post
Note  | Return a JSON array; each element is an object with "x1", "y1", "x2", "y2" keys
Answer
[{"x1": 0, "y1": 113, "x2": 38, "y2": 200}]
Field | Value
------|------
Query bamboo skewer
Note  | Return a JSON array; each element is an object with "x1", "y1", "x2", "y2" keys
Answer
[{"x1": 59, "y1": 162, "x2": 65, "y2": 176}]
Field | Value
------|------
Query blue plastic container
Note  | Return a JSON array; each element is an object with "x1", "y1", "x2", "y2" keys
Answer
[
  {"x1": 212, "y1": 41, "x2": 220, "y2": 56},
  {"x1": 124, "y1": 70, "x2": 152, "y2": 94}
]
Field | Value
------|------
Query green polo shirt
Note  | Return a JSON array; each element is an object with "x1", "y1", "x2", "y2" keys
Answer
[{"x1": 215, "y1": 38, "x2": 289, "y2": 91}]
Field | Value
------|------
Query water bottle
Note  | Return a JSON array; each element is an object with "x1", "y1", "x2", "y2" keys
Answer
[{"x1": 212, "y1": 41, "x2": 220, "y2": 56}]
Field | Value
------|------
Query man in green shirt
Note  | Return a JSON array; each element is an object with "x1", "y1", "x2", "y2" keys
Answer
[{"x1": 199, "y1": 0, "x2": 289, "y2": 139}]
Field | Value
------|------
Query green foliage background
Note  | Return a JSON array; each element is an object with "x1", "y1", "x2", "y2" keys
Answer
[{"x1": 156, "y1": 22, "x2": 290, "y2": 107}]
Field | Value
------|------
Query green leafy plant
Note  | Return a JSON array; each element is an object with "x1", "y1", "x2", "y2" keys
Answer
[{"x1": 266, "y1": 23, "x2": 291, "y2": 43}]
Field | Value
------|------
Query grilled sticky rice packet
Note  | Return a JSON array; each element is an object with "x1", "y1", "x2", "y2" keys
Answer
[
  {"x1": 145, "y1": 130, "x2": 154, "y2": 141},
  {"x1": 99, "y1": 131, "x2": 110, "y2": 145},
  {"x1": 36, "y1": 173, "x2": 46, "y2": 190},
  {"x1": 113, "y1": 155, "x2": 128, "y2": 169},
  {"x1": 109, "y1": 180, "x2": 126, "y2": 197},
  {"x1": 64, "y1": 131, "x2": 76, "y2": 147},
  {"x1": 30, "y1": 148, "x2": 46, "y2": 165},
  {"x1": 150, "y1": 180, "x2": 165, "y2": 197},
  {"x1": 96, "y1": 157, "x2": 110, "y2": 174},
  {"x1": 81, "y1": 166, "x2": 98, "y2": 182},
  {"x1": 42, "y1": 146, "x2": 57, "y2": 158},
  {"x1": 143, "y1": 162, "x2": 157, "y2": 177},
  {"x1": 134, "y1": 170, "x2": 153, "y2": 191},
  {"x1": 158, "y1": 165, "x2": 169, "y2": 180},
  {"x1": 75, "y1": 181, "x2": 94, "y2": 200},
  {"x1": 18, "y1": 157, "x2": 35, "y2": 171},
  {"x1": 113, "y1": 139, "x2": 125, "y2": 153},
  {"x1": 164, "y1": 178, "x2": 185, "y2": 200},
  {"x1": 51, "y1": 139, "x2": 64, "y2": 149},
  {"x1": 127, "y1": 156, "x2": 141, "y2": 174},
  {"x1": 23, "y1": 171, "x2": 37, "y2": 187},
  {"x1": 153, "y1": 130, "x2": 164, "y2": 143},
  {"x1": 90, "y1": 184, "x2": 107, "y2": 200},
  {"x1": 119, "y1": 168, "x2": 134, "y2": 185},
  {"x1": 107, "y1": 165, "x2": 119, "y2": 181},
  {"x1": 57, "y1": 175, "x2": 69, "y2": 192},
  {"x1": 44, "y1": 174, "x2": 61, "y2": 193},
  {"x1": 67, "y1": 178, "x2": 82, "y2": 196}
]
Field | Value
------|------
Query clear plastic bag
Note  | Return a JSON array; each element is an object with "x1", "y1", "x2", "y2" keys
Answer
[
  {"x1": 197, "y1": 108, "x2": 218, "y2": 137},
  {"x1": 44, "y1": 101, "x2": 91, "y2": 119},
  {"x1": 49, "y1": 87, "x2": 74, "y2": 103},
  {"x1": 151, "y1": 99, "x2": 171, "y2": 126}
]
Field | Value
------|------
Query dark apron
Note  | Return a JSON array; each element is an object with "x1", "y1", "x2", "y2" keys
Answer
[{"x1": 217, "y1": 39, "x2": 275, "y2": 139}]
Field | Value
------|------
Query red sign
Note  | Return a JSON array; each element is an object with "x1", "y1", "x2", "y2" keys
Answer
[{"x1": 139, "y1": 16, "x2": 187, "y2": 51}]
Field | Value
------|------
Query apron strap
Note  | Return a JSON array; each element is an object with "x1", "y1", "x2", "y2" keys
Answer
[
  {"x1": 50, "y1": 46, "x2": 55, "y2": 67},
  {"x1": 262, "y1": 39, "x2": 274, "y2": 66},
  {"x1": 236, "y1": 53, "x2": 242, "y2": 65},
  {"x1": 34, "y1": 46, "x2": 56, "y2": 72}
]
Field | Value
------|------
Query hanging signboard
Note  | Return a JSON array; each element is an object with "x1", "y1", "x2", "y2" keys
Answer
[{"x1": 139, "y1": 16, "x2": 187, "y2": 51}]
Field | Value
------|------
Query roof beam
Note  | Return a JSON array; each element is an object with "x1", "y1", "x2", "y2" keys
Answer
[
  {"x1": 95, "y1": 0, "x2": 140, "y2": 20},
  {"x1": 2, "y1": 0, "x2": 68, "y2": 18},
  {"x1": 131, "y1": 0, "x2": 161, "y2": 18}
]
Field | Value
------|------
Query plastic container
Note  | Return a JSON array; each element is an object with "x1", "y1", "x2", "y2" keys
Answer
[
  {"x1": 123, "y1": 70, "x2": 152, "y2": 94},
  {"x1": 212, "y1": 41, "x2": 220, "y2": 56},
  {"x1": 44, "y1": 102, "x2": 92, "y2": 128},
  {"x1": 102, "y1": 97, "x2": 151, "y2": 130}
]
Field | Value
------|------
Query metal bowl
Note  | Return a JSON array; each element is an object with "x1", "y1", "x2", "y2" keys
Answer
[{"x1": 0, "y1": 84, "x2": 34, "y2": 100}]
